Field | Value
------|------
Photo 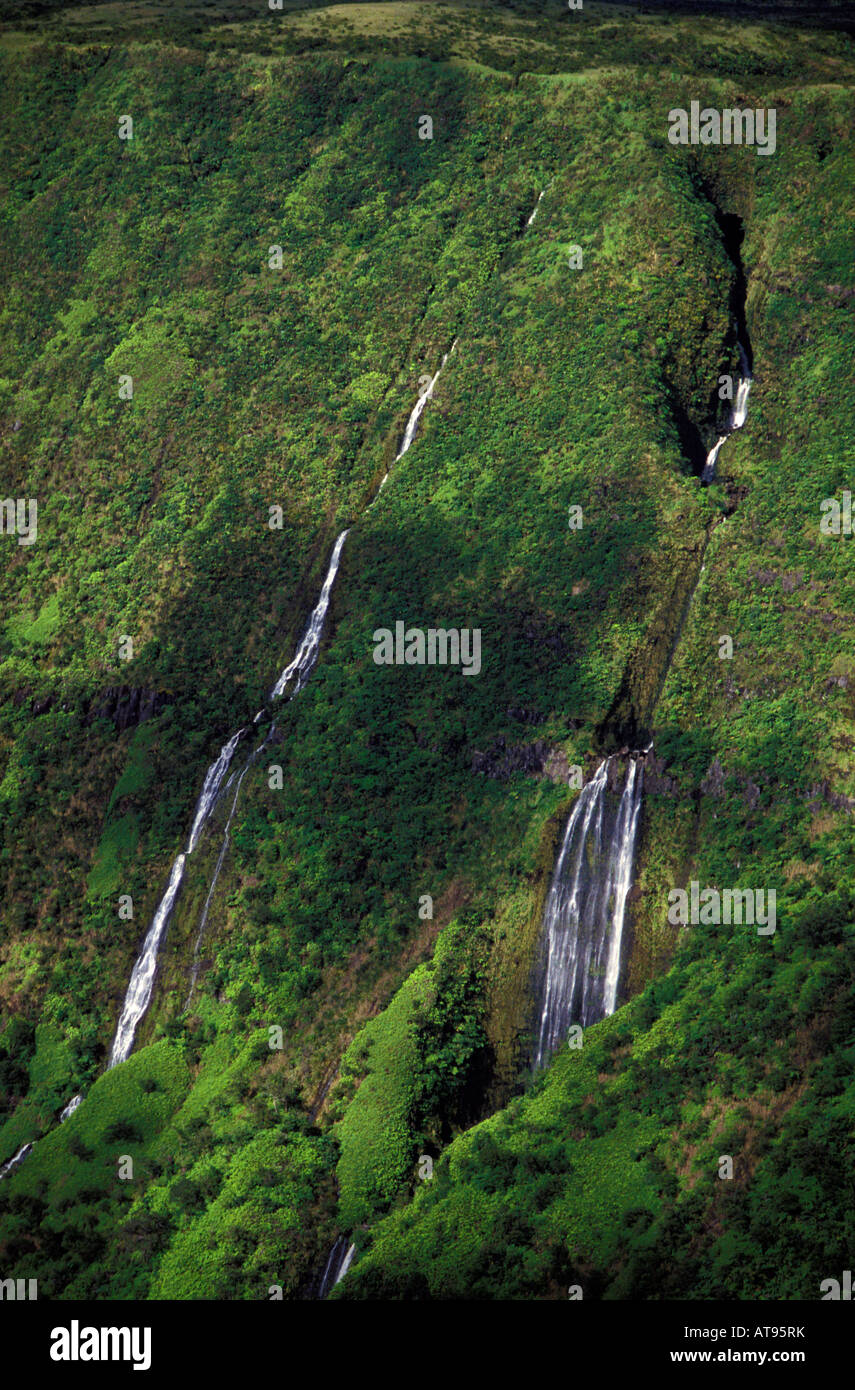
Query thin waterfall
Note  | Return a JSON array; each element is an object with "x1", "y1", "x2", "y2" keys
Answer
[
  {"x1": 526, "y1": 182, "x2": 551, "y2": 228},
  {"x1": 183, "y1": 723, "x2": 276, "y2": 1008},
  {"x1": 113, "y1": 346, "x2": 459, "y2": 1048},
  {"x1": 187, "y1": 730, "x2": 246, "y2": 852},
  {"x1": 0, "y1": 1143, "x2": 32, "y2": 1181},
  {"x1": 317, "y1": 1237, "x2": 346, "y2": 1299},
  {"x1": 105, "y1": 728, "x2": 246, "y2": 1069},
  {"x1": 2, "y1": 196, "x2": 540, "y2": 1179},
  {"x1": 335, "y1": 1243, "x2": 356, "y2": 1285},
  {"x1": 108, "y1": 855, "x2": 188, "y2": 1068},
  {"x1": 395, "y1": 343, "x2": 456, "y2": 462},
  {"x1": 317, "y1": 1238, "x2": 356, "y2": 1299},
  {"x1": 269, "y1": 530, "x2": 351, "y2": 700},
  {"x1": 701, "y1": 339, "x2": 752, "y2": 483},
  {"x1": 526, "y1": 190, "x2": 545, "y2": 226},
  {"x1": 185, "y1": 366, "x2": 452, "y2": 1000},
  {"x1": 533, "y1": 754, "x2": 645, "y2": 1068},
  {"x1": 371, "y1": 340, "x2": 458, "y2": 506},
  {"x1": 2, "y1": 1092, "x2": 81, "y2": 1182},
  {"x1": 183, "y1": 345, "x2": 458, "y2": 996}
]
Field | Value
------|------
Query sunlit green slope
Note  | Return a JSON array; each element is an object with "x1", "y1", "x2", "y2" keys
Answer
[{"x1": 0, "y1": 2, "x2": 852, "y2": 1299}]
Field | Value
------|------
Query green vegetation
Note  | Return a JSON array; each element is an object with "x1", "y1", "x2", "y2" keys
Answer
[{"x1": 0, "y1": 0, "x2": 852, "y2": 1300}]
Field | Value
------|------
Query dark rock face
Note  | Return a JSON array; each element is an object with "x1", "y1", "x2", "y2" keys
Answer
[
  {"x1": 20, "y1": 685, "x2": 169, "y2": 730},
  {"x1": 84, "y1": 686, "x2": 170, "y2": 732},
  {"x1": 505, "y1": 707, "x2": 548, "y2": 726},
  {"x1": 807, "y1": 782, "x2": 855, "y2": 816},
  {"x1": 472, "y1": 737, "x2": 570, "y2": 783},
  {"x1": 637, "y1": 750, "x2": 679, "y2": 797}
]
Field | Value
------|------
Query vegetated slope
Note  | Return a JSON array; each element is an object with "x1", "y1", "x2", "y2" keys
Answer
[
  {"x1": 0, "y1": 14, "x2": 852, "y2": 1300},
  {"x1": 338, "y1": 90, "x2": 855, "y2": 1298}
]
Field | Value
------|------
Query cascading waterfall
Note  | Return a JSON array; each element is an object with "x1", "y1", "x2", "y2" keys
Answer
[
  {"x1": 183, "y1": 726, "x2": 276, "y2": 1007},
  {"x1": 701, "y1": 340, "x2": 752, "y2": 483},
  {"x1": 533, "y1": 753, "x2": 646, "y2": 1069},
  {"x1": 526, "y1": 181, "x2": 552, "y2": 228},
  {"x1": 526, "y1": 191, "x2": 545, "y2": 226},
  {"x1": 59, "y1": 1094, "x2": 82, "y2": 1122},
  {"x1": 0, "y1": 344, "x2": 459, "y2": 1191},
  {"x1": 3, "y1": 191, "x2": 541, "y2": 1184},
  {"x1": 317, "y1": 1238, "x2": 356, "y2": 1298},
  {"x1": 184, "y1": 343, "x2": 459, "y2": 1001},
  {"x1": 334, "y1": 1244, "x2": 356, "y2": 1285},
  {"x1": 395, "y1": 343, "x2": 456, "y2": 465},
  {"x1": 116, "y1": 345, "x2": 458, "y2": 1038},
  {"x1": 0, "y1": 1143, "x2": 32, "y2": 1180},
  {"x1": 106, "y1": 727, "x2": 246, "y2": 1069},
  {"x1": 269, "y1": 530, "x2": 351, "y2": 700},
  {"x1": 532, "y1": 267, "x2": 755, "y2": 1069},
  {"x1": 2, "y1": 726, "x2": 248, "y2": 1175}
]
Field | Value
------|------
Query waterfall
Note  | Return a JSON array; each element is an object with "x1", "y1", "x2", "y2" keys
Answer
[
  {"x1": 0, "y1": 1143, "x2": 32, "y2": 1181},
  {"x1": 184, "y1": 344, "x2": 459, "y2": 994},
  {"x1": 106, "y1": 346, "x2": 460, "y2": 1057},
  {"x1": 526, "y1": 182, "x2": 552, "y2": 228},
  {"x1": 59, "y1": 1094, "x2": 82, "y2": 1122},
  {"x1": 2, "y1": 1091, "x2": 81, "y2": 1181},
  {"x1": 270, "y1": 341, "x2": 458, "y2": 700},
  {"x1": 526, "y1": 190, "x2": 545, "y2": 226},
  {"x1": 369, "y1": 340, "x2": 457, "y2": 506},
  {"x1": 103, "y1": 727, "x2": 247, "y2": 1069},
  {"x1": 187, "y1": 730, "x2": 246, "y2": 852},
  {"x1": 269, "y1": 530, "x2": 351, "y2": 700},
  {"x1": 335, "y1": 1243, "x2": 356, "y2": 1285},
  {"x1": 533, "y1": 754, "x2": 645, "y2": 1068},
  {"x1": 395, "y1": 343, "x2": 456, "y2": 463},
  {"x1": 701, "y1": 341, "x2": 752, "y2": 483},
  {"x1": 183, "y1": 724, "x2": 275, "y2": 1008},
  {"x1": 108, "y1": 855, "x2": 188, "y2": 1068},
  {"x1": 0, "y1": 338, "x2": 458, "y2": 1181},
  {"x1": 317, "y1": 1237, "x2": 356, "y2": 1298}
]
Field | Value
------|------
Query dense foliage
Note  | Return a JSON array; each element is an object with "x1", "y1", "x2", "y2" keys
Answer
[{"x1": 0, "y1": 0, "x2": 852, "y2": 1299}]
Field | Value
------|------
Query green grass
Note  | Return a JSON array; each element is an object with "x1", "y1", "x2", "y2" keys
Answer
[{"x1": 0, "y1": 2, "x2": 852, "y2": 1301}]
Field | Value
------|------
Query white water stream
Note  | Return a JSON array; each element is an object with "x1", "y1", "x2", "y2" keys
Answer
[
  {"x1": 533, "y1": 754, "x2": 646, "y2": 1068},
  {"x1": 701, "y1": 342, "x2": 752, "y2": 483},
  {"x1": 118, "y1": 347, "x2": 458, "y2": 1040},
  {"x1": 3, "y1": 193, "x2": 543, "y2": 1190}
]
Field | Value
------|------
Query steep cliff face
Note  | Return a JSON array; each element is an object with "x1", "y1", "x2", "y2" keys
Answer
[
  {"x1": 337, "y1": 75, "x2": 855, "y2": 1298},
  {"x1": 0, "y1": 2, "x2": 853, "y2": 1302}
]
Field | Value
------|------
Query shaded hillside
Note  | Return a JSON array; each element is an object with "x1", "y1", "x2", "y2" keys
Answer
[{"x1": 0, "y1": 2, "x2": 852, "y2": 1301}]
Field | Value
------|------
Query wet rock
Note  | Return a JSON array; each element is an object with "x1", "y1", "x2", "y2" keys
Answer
[{"x1": 472, "y1": 737, "x2": 568, "y2": 783}]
